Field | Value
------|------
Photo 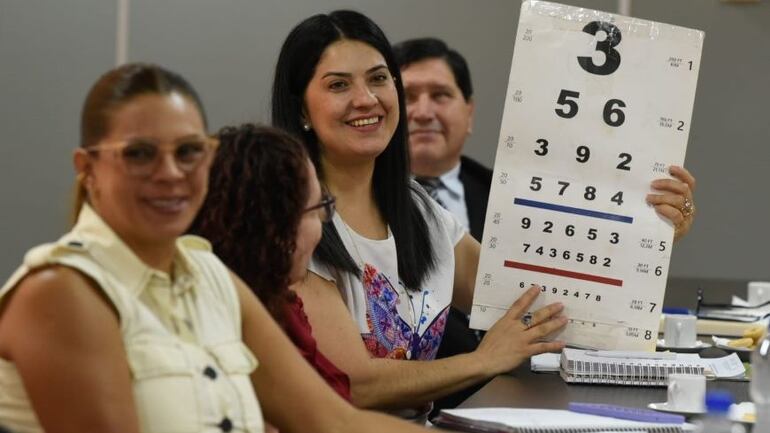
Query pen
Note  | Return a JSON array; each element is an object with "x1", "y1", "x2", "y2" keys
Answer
[{"x1": 662, "y1": 307, "x2": 691, "y2": 315}]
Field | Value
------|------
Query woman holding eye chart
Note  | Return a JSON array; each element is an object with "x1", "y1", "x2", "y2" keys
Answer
[{"x1": 271, "y1": 10, "x2": 568, "y2": 420}]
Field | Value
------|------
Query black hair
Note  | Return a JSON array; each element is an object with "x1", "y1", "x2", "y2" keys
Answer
[
  {"x1": 271, "y1": 10, "x2": 436, "y2": 291},
  {"x1": 191, "y1": 124, "x2": 309, "y2": 323},
  {"x1": 393, "y1": 37, "x2": 473, "y2": 101}
]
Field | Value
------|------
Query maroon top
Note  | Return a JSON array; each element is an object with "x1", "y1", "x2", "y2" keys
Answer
[{"x1": 282, "y1": 295, "x2": 352, "y2": 401}]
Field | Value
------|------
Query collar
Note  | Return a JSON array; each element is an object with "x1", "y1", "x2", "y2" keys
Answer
[
  {"x1": 66, "y1": 204, "x2": 199, "y2": 297},
  {"x1": 437, "y1": 161, "x2": 463, "y2": 198}
]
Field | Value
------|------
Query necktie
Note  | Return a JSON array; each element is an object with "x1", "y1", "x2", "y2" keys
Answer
[{"x1": 416, "y1": 177, "x2": 446, "y2": 208}]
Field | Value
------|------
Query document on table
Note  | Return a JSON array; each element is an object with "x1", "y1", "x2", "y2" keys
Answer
[
  {"x1": 703, "y1": 353, "x2": 745, "y2": 379},
  {"x1": 532, "y1": 350, "x2": 745, "y2": 379},
  {"x1": 435, "y1": 408, "x2": 694, "y2": 432}
]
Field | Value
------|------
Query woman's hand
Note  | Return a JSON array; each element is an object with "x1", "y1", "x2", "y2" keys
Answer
[
  {"x1": 647, "y1": 165, "x2": 696, "y2": 241},
  {"x1": 475, "y1": 285, "x2": 567, "y2": 375}
]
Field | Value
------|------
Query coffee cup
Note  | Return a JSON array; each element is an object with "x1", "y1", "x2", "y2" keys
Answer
[
  {"x1": 663, "y1": 314, "x2": 697, "y2": 348},
  {"x1": 748, "y1": 281, "x2": 770, "y2": 305},
  {"x1": 666, "y1": 373, "x2": 706, "y2": 413}
]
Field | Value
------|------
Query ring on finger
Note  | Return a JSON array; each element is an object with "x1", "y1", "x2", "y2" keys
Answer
[
  {"x1": 681, "y1": 197, "x2": 694, "y2": 217},
  {"x1": 520, "y1": 312, "x2": 534, "y2": 329}
]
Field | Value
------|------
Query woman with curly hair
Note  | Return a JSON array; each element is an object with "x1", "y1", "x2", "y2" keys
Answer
[{"x1": 191, "y1": 124, "x2": 351, "y2": 400}]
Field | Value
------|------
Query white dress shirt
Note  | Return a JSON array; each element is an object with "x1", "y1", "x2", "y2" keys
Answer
[{"x1": 433, "y1": 162, "x2": 470, "y2": 232}]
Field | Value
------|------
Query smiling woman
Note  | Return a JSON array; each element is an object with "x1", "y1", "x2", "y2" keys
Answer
[
  {"x1": 75, "y1": 93, "x2": 215, "y2": 258},
  {"x1": 303, "y1": 39, "x2": 400, "y2": 165},
  {"x1": 270, "y1": 10, "x2": 567, "y2": 421},
  {"x1": 72, "y1": 67, "x2": 212, "y2": 247}
]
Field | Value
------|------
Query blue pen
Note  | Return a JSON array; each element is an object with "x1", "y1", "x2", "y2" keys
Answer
[
  {"x1": 568, "y1": 402, "x2": 685, "y2": 424},
  {"x1": 662, "y1": 307, "x2": 692, "y2": 315}
]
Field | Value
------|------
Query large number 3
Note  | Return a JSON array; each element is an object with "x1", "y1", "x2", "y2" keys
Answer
[{"x1": 578, "y1": 21, "x2": 622, "y2": 76}]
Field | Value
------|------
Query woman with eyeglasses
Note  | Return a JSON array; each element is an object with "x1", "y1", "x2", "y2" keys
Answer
[
  {"x1": 271, "y1": 10, "x2": 567, "y2": 420},
  {"x1": 190, "y1": 124, "x2": 352, "y2": 400},
  {"x1": 0, "y1": 63, "x2": 437, "y2": 433}
]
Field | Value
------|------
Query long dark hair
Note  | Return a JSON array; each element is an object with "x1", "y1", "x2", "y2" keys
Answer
[
  {"x1": 74, "y1": 63, "x2": 207, "y2": 221},
  {"x1": 190, "y1": 124, "x2": 309, "y2": 321},
  {"x1": 271, "y1": 10, "x2": 436, "y2": 291}
]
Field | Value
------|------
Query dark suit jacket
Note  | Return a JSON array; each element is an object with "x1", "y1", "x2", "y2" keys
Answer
[{"x1": 458, "y1": 155, "x2": 493, "y2": 242}]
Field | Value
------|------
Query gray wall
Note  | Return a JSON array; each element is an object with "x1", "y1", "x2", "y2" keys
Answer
[
  {"x1": 1, "y1": 0, "x2": 116, "y2": 276},
  {"x1": 2, "y1": 0, "x2": 769, "y2": 283}
]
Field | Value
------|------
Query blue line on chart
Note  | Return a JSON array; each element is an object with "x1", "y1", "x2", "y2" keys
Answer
[{"x1": 513, "y1": 198, "x2": 634, "y2": 224}]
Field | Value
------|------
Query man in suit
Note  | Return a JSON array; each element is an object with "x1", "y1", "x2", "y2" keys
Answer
[
  {"x1": 394, "y1": 37, "x2": 492, "y2": 242},
  {"x1": 393, "y1": 37, "x2": 491, "y2": 412}
]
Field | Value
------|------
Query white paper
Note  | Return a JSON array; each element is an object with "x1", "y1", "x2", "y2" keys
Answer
[
  {"x1": 563, "y1": 348, "x2": 703, "y2": 372},
  {"x1": 470, "y1": 0, "x2": 704, "y2": 351},
  {"x1": 703, "y1": 353, "x2": 745, "y2": 379},
  {"x1": 732, "y1": 296, "x2": 751, "y2": 307},
  {"x1": 441, "y1": 408, "x2": 693, "y2": 430},
  {"x1": 531, "y1": 352, "x2": 562, "y2": 372},
  {"x1": 561, "y1": 348, "x2": 745, "y2": 379}
]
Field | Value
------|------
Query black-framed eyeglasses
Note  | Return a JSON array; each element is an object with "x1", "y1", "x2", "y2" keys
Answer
[{"x1": 305, "y1": 194, "x2": 336, "y2": 223}]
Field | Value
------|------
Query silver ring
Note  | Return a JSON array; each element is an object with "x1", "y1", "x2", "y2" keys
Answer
[{"x1": 521, "y1": 312, "x2": 533, "y2": 329}]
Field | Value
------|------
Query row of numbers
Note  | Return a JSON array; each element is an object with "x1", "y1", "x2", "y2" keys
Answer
[
  {"x1": 533, "y1": 138, "x2": 632, "y2": 171},
  {"x1": 521, "y1": 217, "x2": 620, "y2": 244},
  {"x1": 555, "y1": 89, "x2": 627, "y2": 127},
  {"x1": 518, "y1": 281, "x2": 603, "y2": 303},
  {"x1": 526, "y1": 176, "x2": 626, "y2": 206},
  {"x1": 522, "y1": 243, "x2": 612, "y2": 268}
]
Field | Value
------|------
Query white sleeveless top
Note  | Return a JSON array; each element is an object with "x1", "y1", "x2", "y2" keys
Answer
[{"x1": 0, "y1": 205, "x2": 264, "y2": 433}]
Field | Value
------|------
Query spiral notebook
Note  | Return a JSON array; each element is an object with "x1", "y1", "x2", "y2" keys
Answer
[
  {"x1": 433, "y1": 408, "x2": 691, "y2": 432},
  {"x1": 560, "y1": 348, "x2": 706, "y2": 386}
]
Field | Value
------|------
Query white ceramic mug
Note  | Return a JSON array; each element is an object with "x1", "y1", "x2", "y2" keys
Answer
[
  {"x1": 667, "y1": 373, "x2": 706, "y2": 413},
  {"x1": 663, "y1": 314, "x2": 697, "y2": 348},
  {"x1": 748, "y1": 281, "x2": 770, "y2": 305}
]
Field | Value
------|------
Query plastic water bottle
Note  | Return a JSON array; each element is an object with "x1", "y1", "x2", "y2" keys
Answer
[
  {"x1": 695, "y1": 391, "x2": 735, "y2": 433},
  {"x1": 751, "y1": 326, "x2": 770, "y2": 430}
]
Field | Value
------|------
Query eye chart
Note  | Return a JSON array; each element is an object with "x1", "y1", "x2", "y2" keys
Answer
[{"x1": 470, "y1": 1, "x2": 704, "y2": 351}]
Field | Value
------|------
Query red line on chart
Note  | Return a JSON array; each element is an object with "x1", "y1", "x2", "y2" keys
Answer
[{"x1": 503, "y1": 260, "x2": 623, "y2": 287}]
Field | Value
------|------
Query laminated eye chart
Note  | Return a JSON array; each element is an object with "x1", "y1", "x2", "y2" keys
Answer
[{"x1": 470, "y1": 1, "x2": 704, "y2": 351}]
